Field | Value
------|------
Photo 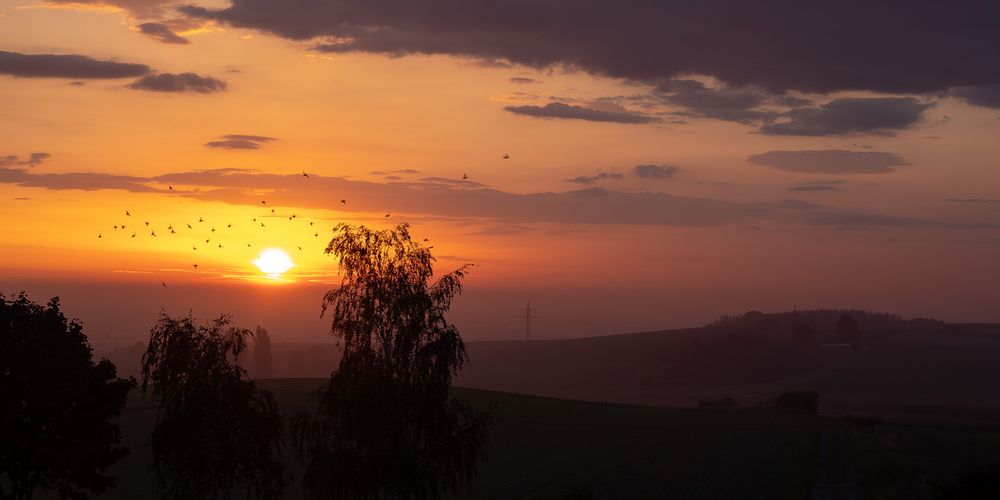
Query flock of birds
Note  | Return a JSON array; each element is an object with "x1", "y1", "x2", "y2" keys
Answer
[{"x1": 97, "y1": 155, "x2": 511, "y2": 285}]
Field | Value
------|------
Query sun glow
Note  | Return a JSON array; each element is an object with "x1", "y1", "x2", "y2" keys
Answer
[{"x1": 253, "y1": 249, "x2": 294, "y2": 277}]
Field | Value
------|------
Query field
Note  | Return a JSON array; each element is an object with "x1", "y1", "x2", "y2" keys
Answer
[
  {"x1": 34, "y1": 377, "x2": 1000, "y2": 499},
  {"x1": 64, "y1": 379, "x2": 819, "y2": 500}
]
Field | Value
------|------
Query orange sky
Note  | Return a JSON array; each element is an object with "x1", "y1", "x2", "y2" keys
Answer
[{"x1": 2, "y1": 1, "x2": 999, "y2": 344}]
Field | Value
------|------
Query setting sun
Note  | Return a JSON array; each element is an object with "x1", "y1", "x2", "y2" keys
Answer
[{"x1": 253, "y1": 249, "x2": 294, "y2": 276}]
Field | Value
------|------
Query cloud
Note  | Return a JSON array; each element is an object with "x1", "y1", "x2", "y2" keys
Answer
[
  {"x1": 181, "y1": 1, "x2": 1000, "y2": 96},
  {"x1": 951, "y1": 85, "x2": 1000, "y2": 109},
  {"x1": 504, "y1": 102, "x2": 657, "y2": 124},
  {"x1": 1, "y1": 165, "x2": 992, "y2": 231},
  {"x1": 0, "y1": 153, "x2": 50, "y2": 167},
  {"x1": 802, "y1": 211, "x2": 994, "y2": 230},
  {"x1": 44, "y1": 0, "x2": 177, "y2": 19},
  {"x1": 789, "y1": 180, "x2": 843, "y2": 192},
  {"x1": 510, "y1": 77, "x2": 537, "y2": 84},
  {"x1": 0, "y1": 50, "x2": 149, "y2": 79},
  {"x1": 204, "y1": 135, "x2": 277, "y2": 150},
  {"x1": 565, "y1": 171, "x2": 624, "y2": 184},
  {"x1": 944, "y1": 198, "x2": 1000, "y2": 205},
  {"x1": 748, "y1": 150, "x2": 909, "y2": 175},
  {"x1": 137, "y1": 22, "x2": 190, "y2": 44},
  {"x1": 759, "y1": 97, "x2": 932, "y2": 136},
  {"x1": 0, "y1": 167, "x2": 156, "y2": 192},
  {"x1": 128, "y1": 72, "x2": 227, "y2": 93},
  {"x1": 655, "y1": 79, "x2": 801, "y2": 124},
  {"x1": 634, "y1": 164, "x2": 679, "y2": 179}
]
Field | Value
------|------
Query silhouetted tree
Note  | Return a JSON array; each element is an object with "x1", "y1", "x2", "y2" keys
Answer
[
  {"x1": 254, "y1": 326, "x2": 272, "y2": 379},
  {"x1": 291, "y1": 223, "x2": 491, "y2": 500},
  {"x1": 140, "y1": 313, "x2": 286, "y2": 500},
  {"x1": 0, "y1": 293, "x2": 134, "y2": 500}
]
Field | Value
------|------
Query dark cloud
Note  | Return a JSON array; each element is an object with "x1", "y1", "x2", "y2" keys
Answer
[
  {"x1": 504, "y1": 103, "x2": 657, "y2": 124},
  {"x1": 0, "y1": 51, "x2": 149, "y2": 79},
  {"x1": 951, "y1": 85, "x2": 1000, "y2": 109},
  {"x1": 181, "y1": 1, "x2": 1000, "y2": 95},
  {"x1": 655, "y1": 79, "x2": 799, "y2": 124},
  {"x1": 204, "y1": 135, "x2": 276, "y2": 150},
  {"x1": 128, "y1": 72, "x2": 227, "y2": 93},
  {"x1": 759, "y1": 97, "x2": 932, "y2": 136},
  {"x1": 634, "y1": 165, "x2": 679, "y2": 179},
  {"x1": 137, "y1": 22, "x2": 190, "y2": 44},
  {"x1": 944, "y1": 198, "x2": 1000, "y2": 205},
  {"x1": 748, "y1": 150, "x2": 909, "y2": 175},
  {"x1": 510, "y1": 77, "x2": 537, "y2": 84},
  {"x1": 565, "y1": 172, "x2": 624, "y2": 184},
  {"x1": 0, "y1": 153, "x2": 50, "y2": 167}
]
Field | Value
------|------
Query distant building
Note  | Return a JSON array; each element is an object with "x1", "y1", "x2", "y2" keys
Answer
[{"x1": 254, "y1": 326, "x2": 272, "y2": 379}]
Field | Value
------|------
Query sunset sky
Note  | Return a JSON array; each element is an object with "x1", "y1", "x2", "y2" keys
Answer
[{"x1": 2, "y1": 1, "x2": 999, "y2": 345}]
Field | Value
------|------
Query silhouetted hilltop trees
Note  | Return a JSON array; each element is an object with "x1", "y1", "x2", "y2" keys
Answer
[
  {"x1": 710, "y1": 309, "x2": 943, "y2": 334},
  {"x1": 0, "y1": 293, "x2": 134, "y2": 500}
]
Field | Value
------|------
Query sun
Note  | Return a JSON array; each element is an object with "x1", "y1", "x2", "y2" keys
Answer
[{"x1": 253, "y1": 248, "x2": 294, "y2": 277}]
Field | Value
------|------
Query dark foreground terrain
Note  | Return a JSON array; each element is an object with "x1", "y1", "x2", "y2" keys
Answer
[{"x1": 35, "y1": 378, "x2": 1000, "y2": 500}]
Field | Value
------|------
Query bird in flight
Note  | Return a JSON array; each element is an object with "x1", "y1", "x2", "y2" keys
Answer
[
  {"x1": 167, "y1": 225, "x2": 173, "y2": 231},
  {"x1": 462, "y1": 173, "x2": 469, "y2": 180},
  {"x1": 385, "y1": 212, "x2": 391, "y2": 217},
  {"x1": 131, "y1": 233, "x2": 136, "y2": 238},
  {"x1": 198, "y1": 217, "x2": 204, "y2": 223},
  {"x1": 144, "y1": 221, "x2": 149, "y2": 227},
  {"x1": 314, "y1": 232, "x2": 319, "y2": 237},
  {"x1": 186, "y1": 224, "x2": 193, "y2": 229},
  {"x1": 227, "y1": 223, "x2": 232, "y2": 229},
  {"x1": 502, "y1": 153, "x2": 510, "y2": 159},
  {"x1": 205, "y1": 239, "x2": 210, "y2": 243},
  {"x1": 261, "y1": 200, "x2": 266, "y2": 205},
  {"x1": 247, "y1": 243, "x2": 251, "y2": 247},
  {"x1": 211, "y1": 227, "x2": 216, "y2": 233},
  {"x1": 271, "y1": 209, "x2": 275, "y2": 214},
  {"x1": 261, "y1": 222, "x2": 266, "y2": 227},
  {"x1": 113, "y1": 225, "x2": 118, "y2": 230},
  {"x1": 151, "y1": 231, "x2": 156, "y2": 237},
  {"x1": 161, "y1": 281, "x2": 167, "y2": 288},
  {"x1": 218, "y1": 244, "x2": 223, "y2": 249},
  {"x1": 340, "y1": 199, "x2": 346, "y2": 204},
  {"x1": 193, "y1": 246, "x2": 197, "y2": 250},
  {"x1": 309, "y1": 221, "x2": 314, "y2": 226},
  {"x1": 126, "y1": 210, "x2": 131, "y2": 216},
  {"x1": 168, "y1": 185, "x2": 173, "y2": 190},
  {"x1": 98, "y1": 233, "x2": 102, "y2": 238},
  {"x1": 192, "y1": 264, "x2": 198, "y2": 269},
  {"x1": 302, "y1": 172, "x2": 309, "y2": 178},
  {"x1": 297, "y1": 246, "x2": 303, "y2": 251}
]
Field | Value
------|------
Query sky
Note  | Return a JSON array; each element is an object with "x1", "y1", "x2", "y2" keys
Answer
[{"x1": 2, "y1": 1, "x2": 999, "y2": 346}]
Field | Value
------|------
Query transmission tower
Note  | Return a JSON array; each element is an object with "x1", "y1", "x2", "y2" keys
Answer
[{"x1": 518, "y1": 302, "x2": 539, "y2": 341}]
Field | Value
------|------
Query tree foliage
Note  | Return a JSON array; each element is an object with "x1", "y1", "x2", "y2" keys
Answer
[
  {"x1": 140, "y1": 313, "x2": 286, "y2": 500},
  {"x1": 0, "y1": 293, "x2": 134, "y2": 500},
  {"x1": 292, "y1": 223, "x2": 491, "y2": 500}
]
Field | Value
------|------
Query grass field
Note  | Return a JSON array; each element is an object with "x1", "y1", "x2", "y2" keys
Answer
[
  {"x1": 65, "y1": 379, "x2": 819, "y2": 500},
  {"x1": 42, "y1": 378, "x2": 1000, "y2": 499}
]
